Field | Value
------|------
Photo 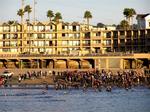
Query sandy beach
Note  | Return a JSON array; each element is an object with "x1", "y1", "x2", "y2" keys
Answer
[{"x1": 1, "y1": 75, "x2": 54, "y2": 86}]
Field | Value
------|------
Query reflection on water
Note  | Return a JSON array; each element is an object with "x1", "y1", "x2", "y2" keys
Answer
[{"x1": 0, "y1": 87, "x2": 150, "y2": 112}]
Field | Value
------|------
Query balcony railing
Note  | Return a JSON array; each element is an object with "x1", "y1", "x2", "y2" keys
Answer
[
  {"x1": 83, "y1": 37, "x2": 90, "y2": 39},
  {"x1": 82, "y1": 44, "x2": 90, "y2": 46}
]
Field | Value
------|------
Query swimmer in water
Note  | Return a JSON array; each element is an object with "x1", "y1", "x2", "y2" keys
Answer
[{"x1": 63, "y1": 91, "x2": 69, "y2": 94}]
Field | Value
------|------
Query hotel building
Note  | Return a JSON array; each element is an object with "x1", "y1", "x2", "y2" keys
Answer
[{"x1": 0, "y1": 21, "x2": 150, "y2": 74}]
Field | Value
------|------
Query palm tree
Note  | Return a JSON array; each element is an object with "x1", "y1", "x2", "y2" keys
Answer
[
  {"x1": 54, "y1": 12, "x2": 62, "y2": 23},
  {"x1": 17, "y1": 9, "x2": 24, "y2": 24},
  {"x1": 130, "y1": 8, "x2": 136, "y2": 29},
  {"x1": 84, "y1": 10, "x2": 92, "y2": 29},
  {"x1": 123, "y1": 8, "x2": 130, "y2": 25},
  {"x1": 8, "y1": 20, "x2": 15, "y2": 25},
  {"x1": 24, "y1": 5, "x2": 32, "y2": 21},
  {"x1": 120, "y1": 20, "x2": 129, "y2": 30},
  {"x1": 123, "y1": 8, "x2": 136, "y2": 29},
  {"x1": 47, "y1": 10, "x2": 54, "y2": 22}
]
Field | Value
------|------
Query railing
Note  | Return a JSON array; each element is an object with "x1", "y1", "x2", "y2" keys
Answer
[
  {"x1": 0, "y1": 68, "x2": 149, "y2": 77},
  {"x1": 82, "y1": 44, "x2": 90, "y2": 46},
  {"x1": 83, "y1": 37, "x2": 90, "y2": 39},
  {"x1": 0, "y1": 52, "x2": 134, "y2": 58}
]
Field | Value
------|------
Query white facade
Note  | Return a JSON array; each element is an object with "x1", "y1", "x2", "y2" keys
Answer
[
  {"x1": 105, "y1": 26, "x2": 116, "y2": 30},
  {"x1": 145, "y1": 15, "x2": 150, "y2": 29},
  {"x1": 137, "y1": 14, "x2": 150, "y2": 29}
]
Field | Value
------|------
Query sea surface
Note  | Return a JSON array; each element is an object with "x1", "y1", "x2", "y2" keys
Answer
[{"x1": 0, "y1": 86, "x2": 150, "y2": 112}]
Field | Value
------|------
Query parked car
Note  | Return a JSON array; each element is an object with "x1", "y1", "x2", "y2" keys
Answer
[{"x1": 0, "y1": 71, "x2": 14, "y2": 78}]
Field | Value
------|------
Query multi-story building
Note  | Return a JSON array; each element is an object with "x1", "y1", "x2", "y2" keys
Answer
[{"x1": 0, "y1": 21, "x2": 150, "y2": 74}]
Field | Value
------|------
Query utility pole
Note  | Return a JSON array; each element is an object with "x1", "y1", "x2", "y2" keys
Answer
[
  {"x1": 21, "y1": 0, "x2": 24, "y2": 53},
  {"x1": 33, "y1": 0, "x2": 36, "y2": 25},
  {"x1": 21, "y1": 0, "x2": 24, "y2": 24}
]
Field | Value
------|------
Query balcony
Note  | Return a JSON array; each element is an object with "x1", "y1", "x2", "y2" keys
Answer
[
  {"x1": 61, "y1": 36, "x2": 80, "y2": 40},
  {"x1": 102, "y1": 44, "x2": 112, "y2": 47},
  {"x1": 120, "y1": 35, "x2": 126, "y2": 39},
  {"x1": 120, "y1": 43, "x2": 125, "y2": 46},
  {"x1": 92, "y1": 36, "x2": 101, "y2": 39},
  {"x1": 91, "y1": 43, "x2": 101, "y2": 47},
  {"x1": 82, "y1": 44, "x2": 90, "y2": 46},
  {"x1": 38, "y1": 37, "x2": 45, "y2": 39},
  {"x1": 83, "y1": 37, "x2": 90, "y2": 39},
  {"x1": 3, "y1": 30, "x2": 10, "y2": 32}
]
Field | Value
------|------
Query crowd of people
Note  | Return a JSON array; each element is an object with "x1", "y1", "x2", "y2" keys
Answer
[
  {"x1": 1, "y1": 69, "x2": 150, "y2": 91},
  {"x1": 18, "y1": 71, "x2": 48, "y2": 82},
  {"x1": 53, "y1": 69, "x2": 150, "y2": 91}
]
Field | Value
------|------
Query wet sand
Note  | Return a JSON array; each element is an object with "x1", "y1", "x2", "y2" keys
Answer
[{"x1": 2, "y1": 75, "x2": 54, "y2": 86}]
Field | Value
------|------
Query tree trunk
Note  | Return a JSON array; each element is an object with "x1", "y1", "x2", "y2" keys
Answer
[
  {"x1": 131, "y1": 17, "x2": 133, "y2": 29},
  {"x1": 87, "y1": 18, "x2": 89, "y2": 30},
  {"x1": 28, "y1": 13, "x2": 30, "y2": 21},
  {"x1": 128, "y1": 17, "x2": 131, "y2": 29},
  {"x1": 50, "y1": 17, "x2": 51, "y2": 22},
  {"x1": 21, "y1": 16, "x2": 23, "y2": 24},
  {"x1": 126, "y1": 17, "x2": 130, "y2": 30}
]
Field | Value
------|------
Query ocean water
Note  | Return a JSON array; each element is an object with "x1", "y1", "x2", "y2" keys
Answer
[{"x1": 0, "y1": 86, "x2": 150, "y2": 112}]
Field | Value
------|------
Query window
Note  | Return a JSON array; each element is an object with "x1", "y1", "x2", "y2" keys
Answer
[
  {"x1": 62, "y1": 41, "x2": 68, "y2": 45},
  {"x1": 85, "y1": 32, "x2": 90, "y2": 38},
  {"x1": 106, "y1": 32, "x2": 111, "y2": 38},
  {"x1": 62, "y1": 25, "x2": 65, "y2": 29},
  {"x1": 120, "y1": 31, "x2": 125, "y2": 36},
  {"x1": 50, "y1": 25, "x2": 53, "y2": 29},
  {"x1": 96, "y1": 32, "x2": 101, "y2": 36},
  {"x1": 113, "y1": 31, "x2": 118, "y2": 38},
  {"x1": 27, "y1": 41, "x2": 30, "y2": 44},
  {"x1": 49, "y1": 41, "x2": 52, "y2": 46},
  {"x1": 62, "y1": 33, "x2": 65, "y2": 37},
  {"x1": 73, "y1": 26, "x2": 76, "y2": 31}
]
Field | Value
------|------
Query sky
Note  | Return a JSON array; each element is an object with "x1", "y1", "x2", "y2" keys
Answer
[{"x1": 0, "y1": 0, "x2": 149, "y2": 25}]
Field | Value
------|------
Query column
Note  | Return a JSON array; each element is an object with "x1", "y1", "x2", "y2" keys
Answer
[
  {"x1": 20, "y1": 60, "x2": 22, "y2": 69},
  {"x1": 79, "y1": 59, "x2": 82, "y2": 69},
  {"x1": 66, "y1": 59, "x2": 69, "y2": 69},
  {"x1": 94, "y1": 59, "x2": 99, "y2": 70},
  {"x1": 106, "y1": 58, "x2": 109, "y2": 70},
  {"x1": 37, "y1": 59, "x2": 40, "y2": 69},
  {"x1": 120, "y1": 59, "x2": 124, "y2": 70}
]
